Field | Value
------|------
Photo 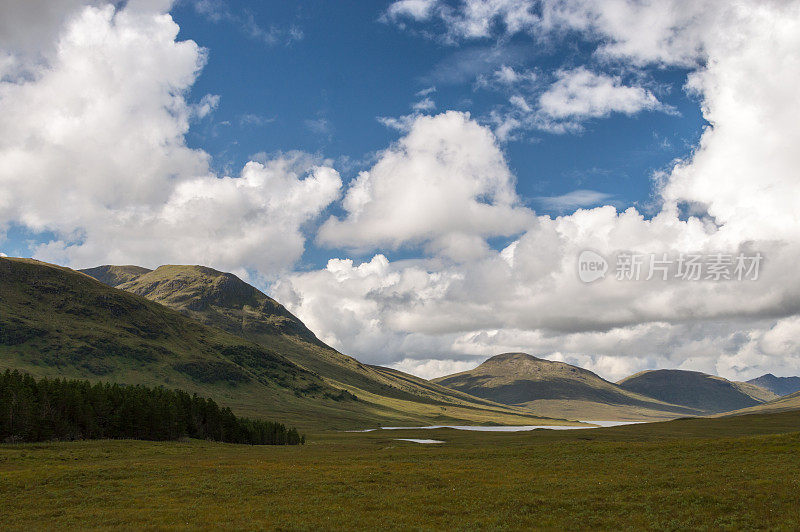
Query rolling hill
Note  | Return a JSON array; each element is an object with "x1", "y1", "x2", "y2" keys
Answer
[
  {"x1": 0, "y1": 258, "x2": 364, "y2": 427},
  {"x1": 79, "y1": 264, "x2": 563, "y2": 425},
  {"x1": 746, "y1": 373, "x2": 800, "y2": 396},
  {"x1": 432, "y1": 353, "x2": 701, "y2": 420},
  {"x1": 617, "y1": 369, "x2": 778, "y2": 414},
  {"x1": 0, "y1": 257, "x2": 559, "y2": 430},
  {"x1": 715, "y1": 390, "x2": 800, "y2": 417}
]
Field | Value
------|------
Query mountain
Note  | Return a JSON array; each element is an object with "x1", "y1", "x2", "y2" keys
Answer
[
  {"x1": 87, "y1": 264, "x2": 322, "y2": 342},
  {"x1": 79, "y1": 265, "x2": 153, "y2": 288},
  {"x1": 0, "y1": 258, "x2": 379, "y2": 425},
  {"x1": 0, "y1": 257, "x2": 558, "y2": 430},
  {"x1": 717, "y1": 390, "x2": 800, "y2": 416},
  {"x1": 80, "y1": 264, "x2": 562, "y2": 425},
  {"x1": 432, "y1": 353, "x2": 701, "y2": 420},
  {"x1": 746, "y1": 374, "x2": 800, "y2": 396},
  {"x1": 617, "y1": 369, "x2": 778, "y2": 414}
]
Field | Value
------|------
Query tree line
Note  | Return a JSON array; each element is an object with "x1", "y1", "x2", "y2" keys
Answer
[{"x1": 0, "y1": 370, "x2": 304, "y2": 445}]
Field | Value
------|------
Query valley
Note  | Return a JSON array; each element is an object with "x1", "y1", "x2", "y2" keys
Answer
[{"x1": 2, "y1": 411, "x2": 799, "y2": 529}]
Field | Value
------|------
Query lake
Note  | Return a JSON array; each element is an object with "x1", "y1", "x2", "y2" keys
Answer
[{"x1": 348, "y1": 420, "x2": 647, "y2": 433}]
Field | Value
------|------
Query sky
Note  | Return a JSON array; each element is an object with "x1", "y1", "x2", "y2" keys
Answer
[{"x1": 1, "y1": 0, "x2": 800, "y2": 382}]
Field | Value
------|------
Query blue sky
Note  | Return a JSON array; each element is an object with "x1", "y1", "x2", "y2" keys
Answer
[{"x1": 165, "y1": 0, "x2": 706, "y2": 269}]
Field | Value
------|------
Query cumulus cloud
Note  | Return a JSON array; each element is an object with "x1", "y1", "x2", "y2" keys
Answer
[
  {"x1": 384, "y1": 0, "x2": 714, "y2": 64},
  {"x1": 385, "y1": 0, "x2": 439, "y2": 22},
  {"x1": 280, "y1": 1, "x2": 800, "y2": 380},
  {"x1": 386, "y1": 0, "x2": 539, "y2": 41},
  {"x1": 538, "y1": 67, "x2": 665, "y2": 120},
  {"x1": 4, "y1": 0, "x2": 800, "y2": 384},
  {"x1": 317, "y1": 111, "x2": 535, "y2": 260},
  {"x1": 0, "y1": 3, "x2": 340, "y2": 274},
  {"x1": 483, "y1": 67, "x2": 672, "y2": 138},
  {"x1": 0, "y1": 0, "x2": 116, "y2": 56},
  {"x1": 390, "y1": 358, "x2": 481, "y2": 380}
]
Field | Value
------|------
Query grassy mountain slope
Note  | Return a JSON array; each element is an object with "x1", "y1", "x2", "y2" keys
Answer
[
  {"x1": 0, "y1": 258, "x2": 372, "y2": 427},
  {"x1": 432, "y1": 353, "x2": 700, "y2": 420},
  {"x1": 81, "y1": 264, "x2": 568, "y2": 425},
  {"x1": 2, "y1": 258, "x2": 559, "y2": 429},
  {"x1": 617, "y1": 369, "x2": 778, "y2": 414},
  {"x1": 746, "y1": 373, "x2": 800, "y2": 396},
  {"x1": 79, "y1": 265, "x2": 153, "y2": 288},
  {"x1": 716, "y1": 390, "x2": 800, "y2": 416}
]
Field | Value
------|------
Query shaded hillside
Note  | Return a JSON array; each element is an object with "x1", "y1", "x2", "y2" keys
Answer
[
  {"x1": 3, "y1": 258, "x2": 556, "y2": 429},
  {"x1": 107, "y1": 265, "x2": 322, "y2": 343},
  {"x1": 81, "y1": 264, "x2": 562, "y2": 427},
  {"x1": 618, "y1": 369, "x2": 778, "y2": 414},
  {"x1": 80, "y1": 265, "x2": 152, "y2": 288},
  {"x1": 717, "y1": 390, "x2": 800, "y2": 417},
  {"x1": 0, "y1": 258, "x2": 361, "y2": 428},
  {"x1": 433, "y1": 353, "x2": 700, "y2": 420},
  {"x1": 746, "y1": 374, "x2": 800, "y2": 396}
]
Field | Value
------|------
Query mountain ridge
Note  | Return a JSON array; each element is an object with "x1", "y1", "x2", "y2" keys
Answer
[
  {"x1": 433, "y1": 352, "x2": 701, "y2": 420},
  {"x1": 746, "y1": 373, "x2": 800, "y2": 397},
  {"x1": 0, "y1": 257, "x2": 355, "y2": 429},
  {"x1": 617, "y1": 369, "x2": 778, "y2": 414},
  {"x1": 73, "y1": 261, "x2": 567, "y2": 427}
]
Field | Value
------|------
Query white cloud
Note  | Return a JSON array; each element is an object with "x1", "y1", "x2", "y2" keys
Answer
[
  {"x1": 192, "y1": 93, "x2": 220, "y2": 119},
  {"x1": 0, "y1": 0, "x2": 119, "y2": 56},
  {"x1": 385, "y1": 0, "x2": 439, "y2": 22},
  {"x1": 239, "y1": 113, "x2": 275, "y2": 127},
  {"x1": 390, "y1": 358, "x2": 481, "y2": 380},
  {"x1": 0, "y1": 4, "x2": 340, "y2": 275},
  {"x1": 536, "y1": 189, "x2": 615, "y2": 211},
  {"x1": 412, "y1": 97, "x2": 436, "y2": 112},
  {"x1": 479, "y1": 64, "x2": 537, "y2": 87},
  {"x1": 483, "y1": 67, "x2": 672, "y2": 138},
  {"x1": 386, "y1": 0, "x2": 539, "y2": 41},
  {"x1": 317, "y1": 111, "x2": 535, "y2": 260},
  {"x1": 538, "y1": 67, "x2": 665, "y2": 120},
  {"x1": 384, "y1": 0, "x2": 714, "y2": 66}
]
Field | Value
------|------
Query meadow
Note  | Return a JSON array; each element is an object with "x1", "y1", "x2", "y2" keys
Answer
[{"x1": 1, "y1": 411, "x2": 799, "y2": 530}]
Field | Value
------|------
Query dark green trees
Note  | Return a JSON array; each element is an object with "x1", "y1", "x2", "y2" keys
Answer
[{"x1": 0, "y1": 370, "x2": 304, "y2": 445}]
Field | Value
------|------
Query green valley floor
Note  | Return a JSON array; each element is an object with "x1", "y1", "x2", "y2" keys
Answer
[{"x1": 1, "y1": 411, "x2": 800, "y2": 530}]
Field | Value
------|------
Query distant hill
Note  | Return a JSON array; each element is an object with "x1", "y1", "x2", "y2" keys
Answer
[
  {"x1": 717, "y1": 390, "x2": 800, "y2": 417},
  {"x1": 68, "y1": 260, "x2": 560, "y2": 429},
  {"x1": 746, "y1": 374, "x2": 800, "y2": 397},
  {"x1": 617, "y1": 369, "x2": 778, "y2": 414},
  {"x1": 432, "y1": 353, "x2": 700, "y2": 420}
]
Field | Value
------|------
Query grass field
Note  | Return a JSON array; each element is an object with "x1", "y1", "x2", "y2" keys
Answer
[{"x1": 2, "y1": 411, "x2": 800, "y2": 530}]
